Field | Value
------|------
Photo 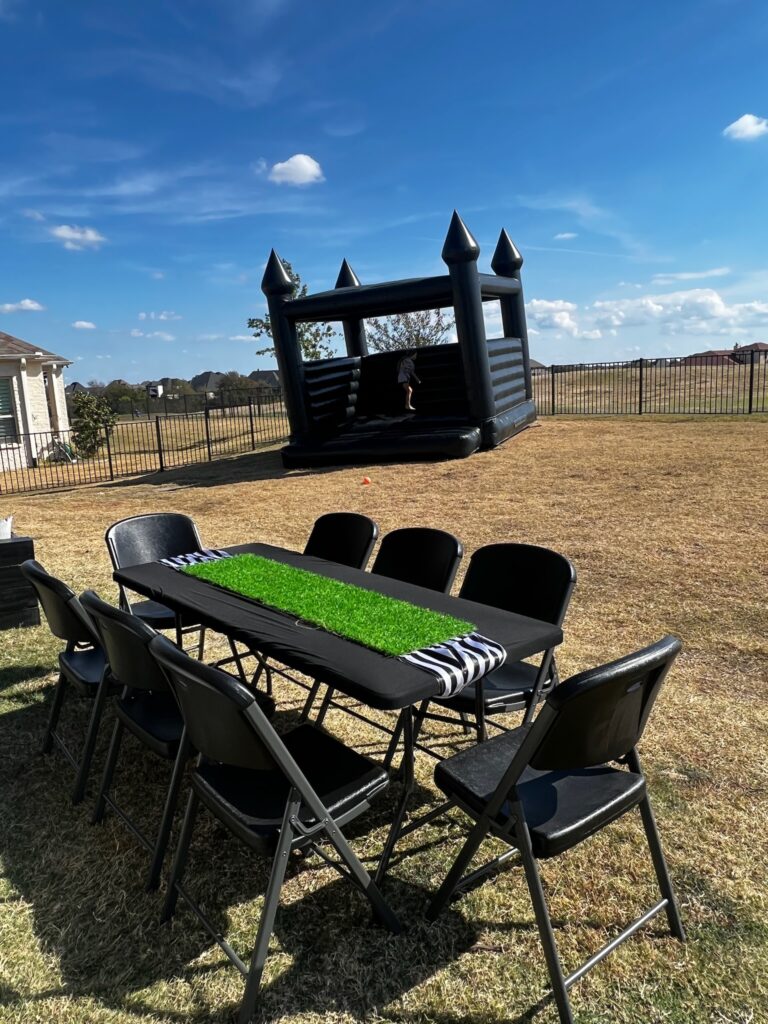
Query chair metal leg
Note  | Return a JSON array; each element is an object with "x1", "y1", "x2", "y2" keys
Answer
[
  {"x1": 474, "y1": 680, "x2": 487, "y2": 743},
  {"x1": 375, "y1": 709, "x2": 415, "y2": 885},
  {"x1": 426, "y1": 814, "x2": 491, "y2": 921},
  {"x1": 72, "y1": 672, "x2": 111, "y2": 805},
  {"x1": 92, "y1": 718, "x2": 125, "y2": 824},
  {"x1": 175, "y1": 615, "x2": 183, "y2": 649},
  {"x1": 41, "y1": 673, "x2": 69, "y2": 754},
  {"x1": 516, "y1": 821, "x2": 574, "y2": 1024},
  {"x1": 196, "y1": 627, "x2": 206, "y2": 661},
  {"x1": 300, "y1": 679, "x2": 322, "y2": 721},
  {"x1": 638, "y1": 796, "x2": 686, "y2": 941},
  {"x1": 321, "y1": 813, "x2": 401, "y2": 935},
  {"x1": 238, "y1": 794, "x2": 300, "y2": 1024},
  {"x1": 162, "y1": 788, "x2": 200, "y2": 922},
  {"x1": 147, "y1": 732, "x2": 191, "y2": 891},
  {"x1": 315, "y1": 687, "x2": 334, "y2": 727},
  {"x1": 458, "y1": 712, "x2": 472, "y2": 736}
]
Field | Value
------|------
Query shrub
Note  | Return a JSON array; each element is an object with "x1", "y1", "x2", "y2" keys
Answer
[{"x1": 71, "y1": 392, "x2": 117, "y2": 458}]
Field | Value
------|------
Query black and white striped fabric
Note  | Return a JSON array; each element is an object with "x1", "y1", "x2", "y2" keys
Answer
[
  {"x1": 399, "y1": 631, "x2": 507, "y2": 698},
  {"x1": 159, "y1": 548, "x2": 233, "y2": 569}
]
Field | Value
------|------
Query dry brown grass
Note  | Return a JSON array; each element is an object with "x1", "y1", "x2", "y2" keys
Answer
[{"x1": 1, "y1": 416, "x2": 766, "y2": 1024}]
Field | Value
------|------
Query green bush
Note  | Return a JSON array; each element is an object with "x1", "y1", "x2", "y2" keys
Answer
[{"x1": 71, "y1": 392, "x2": 117, "y2": 458}]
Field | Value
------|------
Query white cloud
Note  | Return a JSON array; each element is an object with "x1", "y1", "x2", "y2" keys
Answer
[
  {"x1": 131, "y1": 328, "x2": 176, "y2": 341},
  {"x1": 526, "y1": 298, "x2": 601, "y2": 339},
  {"x1": 229, "y1": 334, "x2": 254, "y2": 341},
  {"x1": 651, "y1": 267, "x2": 730, "y2": 285},
  {"x1": 723, "y1": 113, "x2": 768, "y2": 141},
  {"x1": 0, "y1": 297, "x2": 44, "y2": 313},
  {"x1": 268, "y1": 154, "x2": 324, "y2": 186},
  {"x1": 139, "y1": 310, "x2": 182, "y2": 321},
  {"x1": 252, "y1": 158, "x2": 268, "y2": 175},
  {"x1": 151, "y1": 271, "x2": 165, "y2": 280},
  {"x1": 50, "y1": 224, "x2": 106, "y2": 251},
  {"x1": 554, "y1": 232, "x2": 577, "y2": 240},
  {"x1": 72, "y1": 320, "x2": 96, "y2": 329},
  {"x1": 198, "y1": 333, "x2": 224, "y2": 341},
  {"x1": 22, "y1": 208, "x2": 45, "y2": 221},
  {"x1": 592, "y1": 287, "x2": 768, "y2": 336}
]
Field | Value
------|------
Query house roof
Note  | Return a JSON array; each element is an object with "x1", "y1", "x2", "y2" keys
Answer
[
  {"x1": 248, "y1": 369, "x2": 281, "y2": 385},
  {"x1": 0, "y1": 331, "x2": 71, "y2": 364}
]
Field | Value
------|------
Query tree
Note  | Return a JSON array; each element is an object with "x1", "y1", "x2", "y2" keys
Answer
[
  {"x1": 248, "y1": 259, "x2": 336, "y2": 362},
  {"x1": 70, "y1": 391, "x2": 117, "y2": 458},
  {"x1": 366, "y1": 309, "x2": 454, "y2": 353},
  {"x1": 217, "y1": 370, "x2": 253, "y2": 392}
]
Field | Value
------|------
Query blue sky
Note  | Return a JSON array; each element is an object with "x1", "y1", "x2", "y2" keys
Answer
[{"x1": 1, "y1": 0, "x2": 767, "y2": 384}]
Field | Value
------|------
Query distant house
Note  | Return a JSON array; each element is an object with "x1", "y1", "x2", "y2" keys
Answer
[
  {"x1": 681, "y1": 350, "x2": 736, "y2": 366},
  {"x1": 190, "y1": 371, "x2": 225, "y2": 397},
  {"x1": 248, "y1": 369, "x2": 281, "y2": 391},
  {"x1": 0, "y1": 332, "x2": 71, "y2": 470},
  {"x1": 730, "y1": 343, "x2": 768, "y2": 365},
  {"x1": 529, "y1": 359, "x2": 547, "y2": 374}
]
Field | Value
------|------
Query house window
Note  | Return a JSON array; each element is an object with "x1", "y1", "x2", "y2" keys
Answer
[{"x1": 0, "y1": 377, "x2": 19, "y2": 442}]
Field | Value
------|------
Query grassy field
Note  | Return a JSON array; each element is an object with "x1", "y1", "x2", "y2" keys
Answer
[
  {"x1": 0, "y1": 416, "x2": 766, "y2": 1024},
  {"x1": 531, "y1": 362, "x2": 768, "y2": 415}
]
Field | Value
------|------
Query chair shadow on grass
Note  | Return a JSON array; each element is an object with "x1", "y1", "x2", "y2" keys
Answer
[{"x1": 0, "y1": 694, "x2": 479, "y2": 1024}]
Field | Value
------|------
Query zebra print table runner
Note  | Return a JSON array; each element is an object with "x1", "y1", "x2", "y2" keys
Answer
[
  {"x1": 159, "y1": 550, "x2": 506, "y2": 697},
  {"x1": 399, "y1": 632, "x2": 507, "y2": 698}
]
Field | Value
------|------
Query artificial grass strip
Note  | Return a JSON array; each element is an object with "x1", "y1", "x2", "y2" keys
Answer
[{"x1": 183, "y1": 553, "x2": 474, "y2": 656}]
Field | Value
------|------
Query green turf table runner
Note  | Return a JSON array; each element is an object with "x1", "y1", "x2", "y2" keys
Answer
[{"x1": 183, "y1": 553, "x2": 474, "y2": 657}]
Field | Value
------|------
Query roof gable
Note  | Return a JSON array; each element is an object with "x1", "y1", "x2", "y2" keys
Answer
[{"x1": 0, "y1": 331, "x2": 70, "y2": 364}]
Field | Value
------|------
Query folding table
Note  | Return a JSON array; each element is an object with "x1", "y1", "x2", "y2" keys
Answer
[{"x1": 115, "y1": 541, "x2": 562, "y2": 880}]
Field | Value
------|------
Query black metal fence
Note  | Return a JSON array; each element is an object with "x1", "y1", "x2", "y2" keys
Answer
[
  {"x1": 65, "y1": 386, "x2": 280, "y2": 422},
  {"x1": 1, "y1": 394, "x2": 289, "y2": 496},
  {"x1": 531, "y1": 352, "x2": 768, "y2": 415}
]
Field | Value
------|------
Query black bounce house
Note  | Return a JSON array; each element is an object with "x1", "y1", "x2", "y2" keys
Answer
[{"x1": 261, "y1": 211, "x2": 537, "y2": 467}]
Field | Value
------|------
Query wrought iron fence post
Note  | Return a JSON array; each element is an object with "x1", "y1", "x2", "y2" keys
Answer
[
  {"x1": 204, "y1": 406, "x2": 213, "y2": 461},
  {"x1": 104, "y1": 422, "x2": 115, "y2": 481},
  {"x1": 154, "y1": 415, "x2": 165, "y2": 471},
  {"x1": 748, "y1": 349, "x2": 755, "y2": 414},
  {"x1": 638, "y1": 358, "x2": 644, "y2": 414},
  {"x1": 248, "y1": 398, "x2": 256, "y2": 448},
  {"x1": 550, "y1": 364, "x2": 556, "y2": 415}
]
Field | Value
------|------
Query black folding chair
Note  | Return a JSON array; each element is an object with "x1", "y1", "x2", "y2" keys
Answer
[
  {"x1": 415, "y1": 543, "x2": 576, "y2": 743},
  {"x1": 20, "y1": 560, "x2": 112, "y2": 805},
  {"x1": 150, "y1": 636, "x2": 401, "y2": 1024},
  {"x1": 81, "y1": 591, "x2": 276, "y2": 890},
  {"x1": 307, "y1": 527, "x2": 464, "y2": 726},
  {"x1": 426, "y1": 636, "x2": 686, "y2": 1024},
  {"x1": 105, "y1": 513, "x2": 206, "y2": 657},
  {"x1": 371, "y1": 526, "x2": 463, "y2": 592},
  {"x1": 304, "y1": 512, "x2": 378, "y2": 568}
]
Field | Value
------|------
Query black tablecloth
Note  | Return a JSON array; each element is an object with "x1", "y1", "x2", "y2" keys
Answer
[{"x1": 115, "y1": 542, "x2": 562, "y2": 711}]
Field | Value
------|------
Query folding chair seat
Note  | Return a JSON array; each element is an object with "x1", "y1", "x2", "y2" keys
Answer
[
  {"x1": 82, "y1": 591, "x2": 276, "y2": 891},
  {"x1": 303, "y1": 512, "x2": 378, "y2": 568},
  {"x1": 434, "y1": 728, "x2": 646, "y2": 858},
  {"x1": 427, "y1": 636, "x2": 686, "y2": 1024},
  {"x1": 151, "y1": 636, "x2": 400, "y2": 1024},
  {"x1": 305, "y1": 526, "x2": 463, "y2": 725},
  {"x1": 192, "y1": 724, "x2": 388, "y2": 850},
  {"x1": 416, "y1": 543, "x2": 576, "y2": 743},
  {"x1": 20, "y1": 559, "x2": 113, "y2": 805},
  {"x1": 105, "y1": 513, "x2": 206, "y2": 655}
]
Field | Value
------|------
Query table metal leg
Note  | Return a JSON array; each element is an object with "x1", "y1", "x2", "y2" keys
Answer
[{"x1": 375, "y1": 707, "x2": 414, "y2": 885}]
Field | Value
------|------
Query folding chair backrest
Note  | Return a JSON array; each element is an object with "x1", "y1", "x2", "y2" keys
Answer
[
  {"x1": 525, "y1": 636, "x2": 682, "y2": 772},
  {"x1": 105, "y1": 513, "x2": 202, "y2": 570},
  {"x1": 20, "y1": 559, "x2": 97, "y2": 645},
  {"x1": 149, "y1": 635, "x2": 276, "y2": 771},
  {"x1": 371, "y1": 527, "x2": 463, "y2": 593},
  {"x1": 459, "y1": 543, "x2": 576, "y2": 626},
  {"x1": 80, "y1": 590, "x2": 167, "y2": 692},
  {"x1": 304, "y1": 512, "x2": 378, "y2": 569}
]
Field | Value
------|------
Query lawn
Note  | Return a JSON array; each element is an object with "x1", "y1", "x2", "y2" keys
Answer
[{"x1": 0, "y1": 416, "x2": 766, "y2": 1024}]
